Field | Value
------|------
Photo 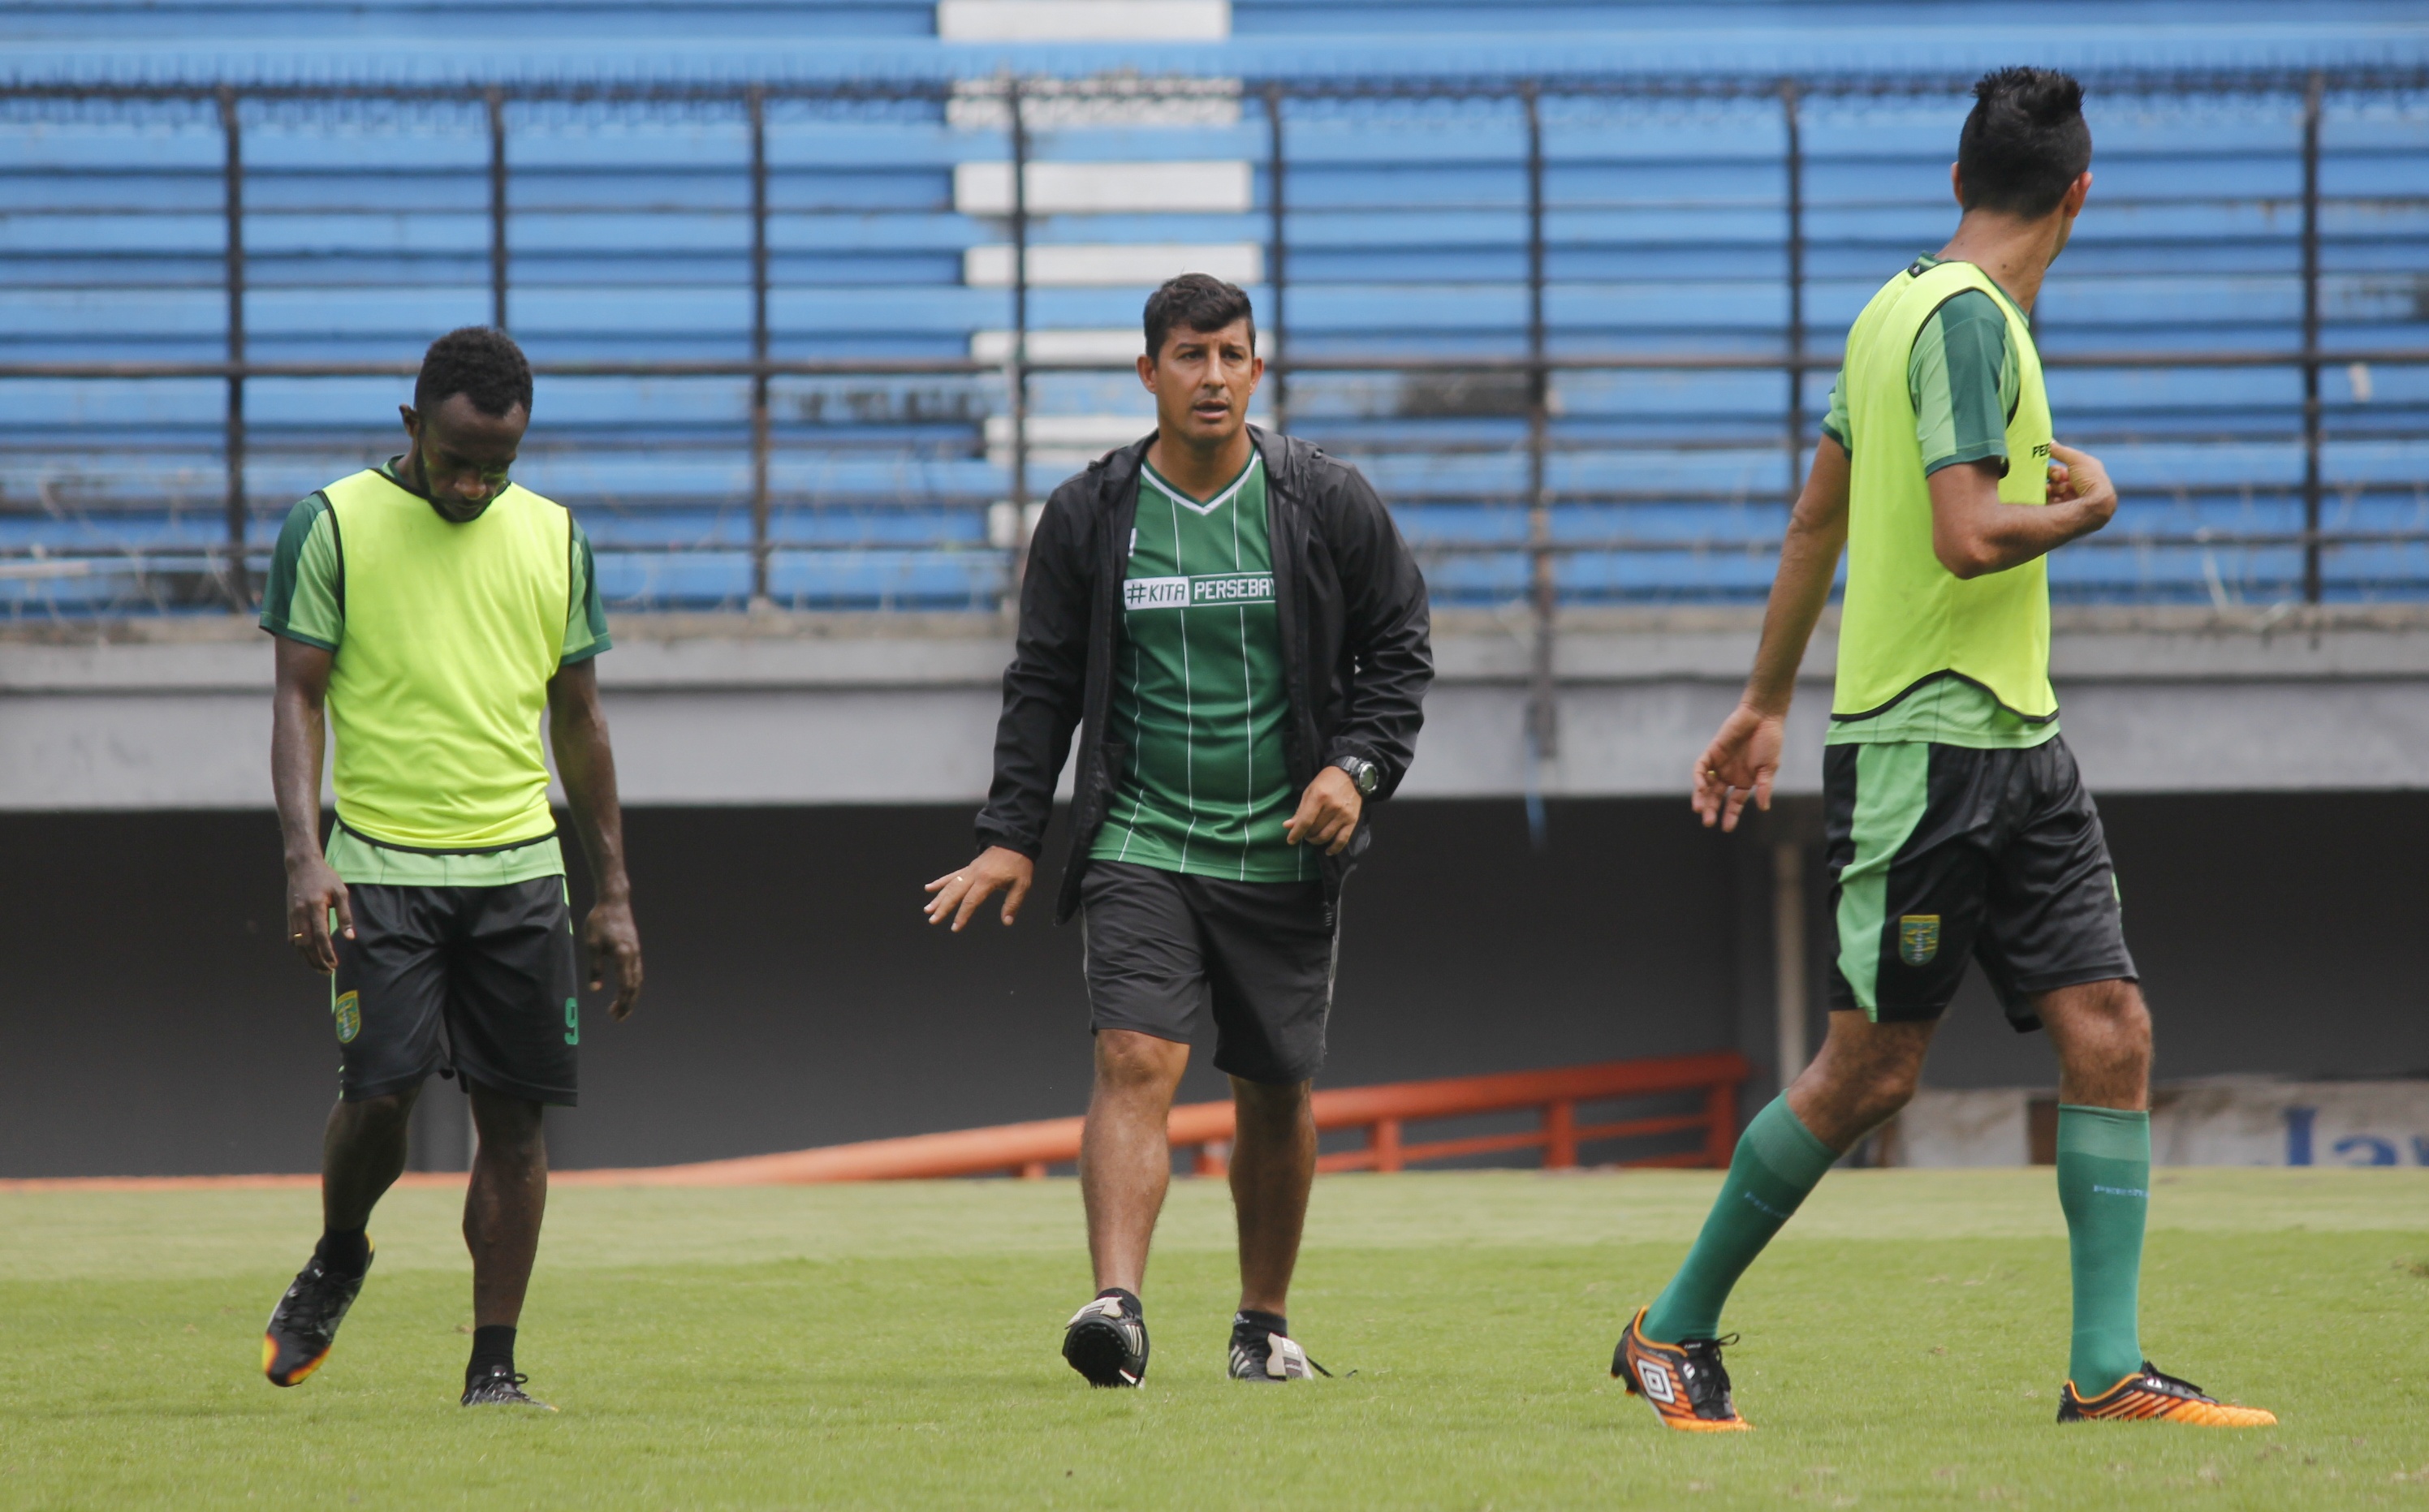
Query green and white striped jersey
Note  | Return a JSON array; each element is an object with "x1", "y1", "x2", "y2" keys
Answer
[{"x1": 1089, "y1": 451, "x2": 1310, "y2": 883}]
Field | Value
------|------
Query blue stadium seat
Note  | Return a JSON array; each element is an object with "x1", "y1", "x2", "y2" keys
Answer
[{"x1": 2, "y1": 4, "x2": 2424, "y2": 615}]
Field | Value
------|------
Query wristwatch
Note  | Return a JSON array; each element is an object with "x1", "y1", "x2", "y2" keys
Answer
[{"x1": 1331, "y1": 755, "x2": 1381, "y2": 796}]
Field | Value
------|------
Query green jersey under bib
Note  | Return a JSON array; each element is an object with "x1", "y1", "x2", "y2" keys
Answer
[{"x1": 1089, "y1": 451, "x2": 1310, "y2": 884}]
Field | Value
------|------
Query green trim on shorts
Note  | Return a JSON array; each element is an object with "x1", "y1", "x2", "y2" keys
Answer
[
  {"x1": 1834, "y1": 742, "x2": 1932, "y2": 1018},
  {"x1": 326, "y1": 823, "x2": 566, "y2": 887}
]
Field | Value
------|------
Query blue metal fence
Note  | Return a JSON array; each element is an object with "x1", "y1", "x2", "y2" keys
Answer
[{"x1": 2, "y1": 68, "x2": 2424, "y2": 620}]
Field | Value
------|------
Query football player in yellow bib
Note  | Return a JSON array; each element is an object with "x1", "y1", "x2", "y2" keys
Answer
[
  {"x1": 1613, "y1": 69, "x2": 2272, "y2": 1432},
  {"x1": 256, "y1": 328, "x2": 643, "y2": 1410}
]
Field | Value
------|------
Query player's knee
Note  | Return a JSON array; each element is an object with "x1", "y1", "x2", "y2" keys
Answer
[
  {"x1": 1094, "y1": 1031, "x2": 1184, "y2": 1092},
  {"x1": 342, "y1": 1089, "x2": 417, "y2": 1132},
  {"x1": 1231, "y1": 1076, "x2": 1311, "y2": 1126},
  {"x1": 1857, "y1": 1063, "x2": 1922, "y2": 1124}
]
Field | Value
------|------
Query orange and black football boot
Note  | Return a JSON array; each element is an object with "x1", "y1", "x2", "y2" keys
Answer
[
  {"x1": 1612, "y1": 1307, "x2": 1751, "y2": 1432},
  {"x1": 2059, "y1": 1362, "x2": 2276, "y2": 1427},
  {"x1": 261, "y1": 1239, "x2": 373, "y2": 1387}
]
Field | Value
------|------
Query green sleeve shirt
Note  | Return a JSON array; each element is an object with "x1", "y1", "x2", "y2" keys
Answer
[
  {"x1": 259, "y1": 489, "x2": 613, "y2": 665},
  {"x1": 1817, "y1": 261, "x2": 2017, "y2": 480}
]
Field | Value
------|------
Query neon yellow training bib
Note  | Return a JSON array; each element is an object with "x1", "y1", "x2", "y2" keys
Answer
[
  {"x1": 1832, "y1": 259, "x2": 2057, "y2": 724},
  {"x1": 321, "y1": 469, "x2": 573, "y2": 850}
]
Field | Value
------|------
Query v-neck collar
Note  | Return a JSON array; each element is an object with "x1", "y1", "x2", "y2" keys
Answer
[{"x1": 1141, "y1": 450, "x2": 1259, "y2": 518}]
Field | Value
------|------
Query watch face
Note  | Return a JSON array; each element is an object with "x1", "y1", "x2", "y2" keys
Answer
[{"x1": 1354, "y1": 761, "x2": 1378, "y2": 795}]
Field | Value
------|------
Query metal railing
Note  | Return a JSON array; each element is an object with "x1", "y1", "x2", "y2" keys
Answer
[
  {"x1": 537, "y1": 1050, "x2": 1754, "y2": 1182},
  {"x1": 6, "y1": 67, "x2": 2427, "y2": 769}
]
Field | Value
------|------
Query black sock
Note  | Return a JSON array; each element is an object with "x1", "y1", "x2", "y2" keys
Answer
[
  {"x1": 313, "y1": 1228, "x2": 370, "y2": 1278},
  {"x1": 1235, "y1": 1308, "x2": 1288, "y2": 1341},
  {"x1": 1095, "y1": 1286, "x2": 1141, "y2": 1316},
  {"x1": 468, "y1": 1325, "x2": 517, "y2": 1385}
]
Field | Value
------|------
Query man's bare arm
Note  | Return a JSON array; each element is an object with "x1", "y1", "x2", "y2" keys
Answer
[
  {"x1": 272, "y1": 636, "x2": 352, "y2": 971},
  {"x1": 1690, "y1": 435, "x2": 1850, "y2": 832},
  {"x1": 1929, "y1": 439, "x2": 2116, "y2": 579},
  {"x1": 548, "y1": 658, "x2": 643, "y2": 1019}
]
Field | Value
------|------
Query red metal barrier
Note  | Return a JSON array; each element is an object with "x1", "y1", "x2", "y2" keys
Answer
[
  {"x1": 0, "y1": 1052, "x2": 1749, "y2": 1191},
  {"x1": 553, "y1": 1050, "x2": 1749, "y2": 1187}
]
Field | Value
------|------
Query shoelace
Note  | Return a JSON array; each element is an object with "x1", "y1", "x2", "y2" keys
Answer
[
  {"x1": 2136, "y1": 1364, "x2": 2206, "y2": 1398},
  {"x1": 283, "y1": 1268, "x2": 355, "y2": 1329},
  {"x1": 470, "y1": 1368, "x2": 531, "y2": 1389},
  {"x1": 1676, "y1": 1334, "x2": 1739, "y2": 1407}
]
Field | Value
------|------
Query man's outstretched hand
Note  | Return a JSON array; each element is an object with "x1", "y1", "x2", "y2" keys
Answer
[
  {"x1": 1690, "y1": 702, "x2": 1786, "y2": 833},
  {"x1": 925, "y1": 845, "x2": 1036, "y2": 932}
]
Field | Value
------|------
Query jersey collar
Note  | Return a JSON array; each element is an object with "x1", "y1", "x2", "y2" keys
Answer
[
  {"x1": 1141, "y1": 449, "x2": 1261, "y2": 518},
  {"x1": 1912, "y1": 252, "x2": 2030, "y2": 324},
  {"x1": 378, "y1": 455, "x2": 501, "y2": 523}
]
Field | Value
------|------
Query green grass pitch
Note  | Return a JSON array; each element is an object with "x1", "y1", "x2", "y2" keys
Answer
[{"x1": 4, "y1": 1168, "x2": 2426, "y2": 1509}]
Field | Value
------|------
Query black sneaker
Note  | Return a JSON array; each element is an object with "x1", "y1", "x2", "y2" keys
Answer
[
  {"x1": 1062, "y1": 1290, "x2": 1148, "y2": 1388},
  {"x1": 462, "y1": 1364, "x2": 556, "y2": 1410},
  {"x1": 1228, "y1": 1313, "x2": 1331, "y2": 1382},
  {"x1": 261, "y1": 1242, "x2": 373, "y2": 1387}
]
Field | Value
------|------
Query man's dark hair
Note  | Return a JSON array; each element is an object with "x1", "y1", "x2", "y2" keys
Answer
[
  {"x1": 1957, "y1": 67, "x2": 2092, "y2": 219},
  {"x1": 413, "y1": 325, "x2": 533, "y2": 417},
  {"x1": 1144, "y1": 274, "x2": 1255, "y2": 360}
]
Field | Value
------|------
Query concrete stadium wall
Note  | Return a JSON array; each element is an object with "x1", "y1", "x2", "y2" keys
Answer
[
  {"x1": 3, "y1": 795, "x2": 2425, "y2": 1178},
  {"x1": 12, "y1": 607, "x2": 2429, "y2": 812}
]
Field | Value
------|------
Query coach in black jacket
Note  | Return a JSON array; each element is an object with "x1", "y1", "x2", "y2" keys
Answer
[{"x1": 924, "y1": 274, "x2": 1430, "y2": 1389}]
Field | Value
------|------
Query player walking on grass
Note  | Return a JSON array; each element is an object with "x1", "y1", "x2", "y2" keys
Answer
[
  {"x1": 257, "y1": 327, "x2": 643, "y2": 1409},
  {"x1": 1619, "y1": 70, "x2": 2273, "y2": 1432},
  {"x1": 925, "y1": 274, "x2": 1431, "y2": 1387}
]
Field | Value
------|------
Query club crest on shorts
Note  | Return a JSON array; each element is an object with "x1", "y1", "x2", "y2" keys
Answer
[
  {"x1": 332, "y1": 990, "x2": 361, "y2": 1044},
  {"x1": 1897, "y1": 914, "x2": 1941, "y2": 967}
]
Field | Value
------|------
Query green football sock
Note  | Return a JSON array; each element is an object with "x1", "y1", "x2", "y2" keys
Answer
[
  {"x1": 1641, "y1": 1096, "x2": 1837, "y2": 1343},
  {"x1": 2056, "y1": 1104, "x2": 2151, "y2": 1395}
]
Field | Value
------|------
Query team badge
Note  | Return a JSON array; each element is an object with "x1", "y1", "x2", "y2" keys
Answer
[
  {"x1": 333, "y1": 990, "x2": 361, "y2": 1045},
  {"x1": 1897, "y1": 915, "x2": 1941, "y2": 967}
]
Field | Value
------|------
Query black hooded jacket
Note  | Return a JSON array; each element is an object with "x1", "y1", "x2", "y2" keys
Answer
[{"x1": 974, "y1": 425, "x2": 1434, "y2": 922}]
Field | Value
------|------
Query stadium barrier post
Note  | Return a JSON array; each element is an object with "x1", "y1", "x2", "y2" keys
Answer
[
  {"x1": 2301, "y1": 70, "x2": 2325, "y2": 605},
  {"x1": 1542, "y1": 1099, "x2": 1577, "y2": 1170},
  {"x1": 1263, "y1": 81, "x2": 1288, "y2": 433},
  {"x1": 486, "y1": 86, "x2": 509, "y2": 331},
  {"x1": 1522, "y1": 80, "x2": 1559, "y2": 843},
  {"x1": 1370, "y1": 1117, "x2": 1404, "y2": 1174},
  {"x1": 1003, "y1": 75, "x2": 1032, "y2": 612},
  {"x1": 218, "y1": 84, "x2": 248, "y2": 611},
  {"x1": 1781, "y1": 77, "x2": 1806, "y2": 498},
  {"x1": 1703, "y1": 1080, "x2": 1739, "y2": 1165},
  {"x1": 749, "y1": 84, "x2": 773, "y2": 606}
]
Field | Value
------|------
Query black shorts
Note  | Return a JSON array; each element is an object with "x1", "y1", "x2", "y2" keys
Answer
[
  {"x1": 330, "y1": 877, "x2": 581, "y2": 1105},
  {"x1": 1823, "y1": 734, "x2": 2135, "y2": 1032},
  {"x1": 1079, "y1": 859, "x2": 1340, "y2": 1086}
]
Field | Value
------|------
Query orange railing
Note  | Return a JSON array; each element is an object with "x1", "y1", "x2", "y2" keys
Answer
[{"x1": 556, "y1": 1050, "x2": 1749, "y2": 1187}]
